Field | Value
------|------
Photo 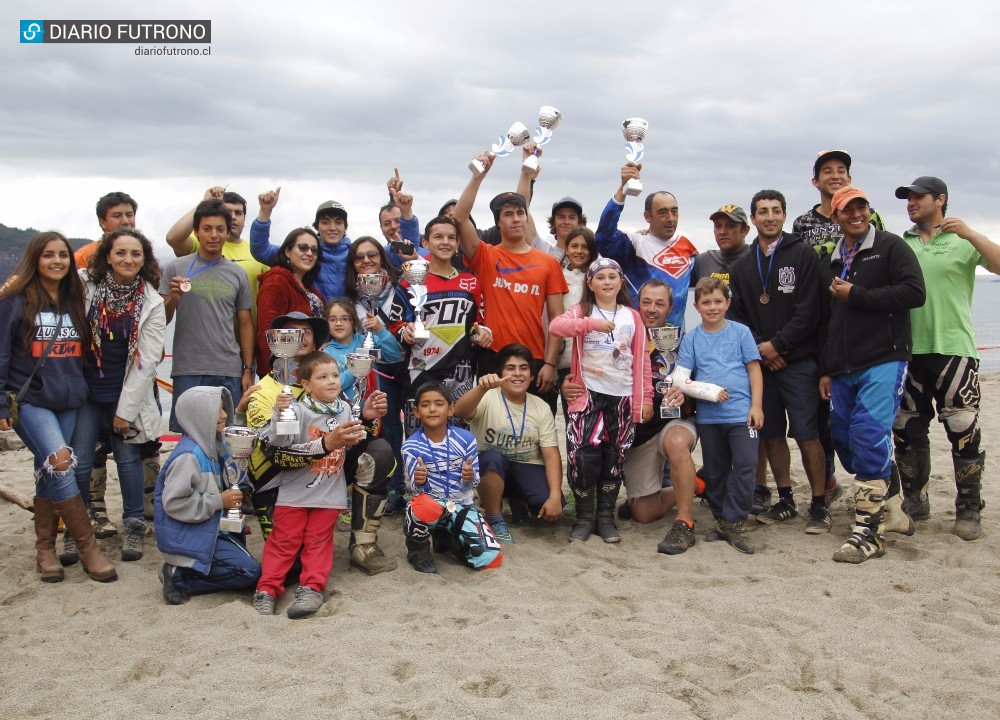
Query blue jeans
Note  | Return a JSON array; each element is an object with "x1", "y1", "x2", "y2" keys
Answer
[
  {"x1": 72, "y1": 400, "x2": 145, "y2": 520},
  {"x1": 14, "y1": 402, "x2": 79, "y2": 501},
  {"x1": 171, "y1": 534, "x2": 261, "y2": 595},
  {"x1": 169, "y1": 375, "x2": 242, "y2": 433}
]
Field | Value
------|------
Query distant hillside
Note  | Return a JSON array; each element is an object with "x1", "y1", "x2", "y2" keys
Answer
[{"x1": 0, "y1": 224, "x2": 91, "y2": 282}]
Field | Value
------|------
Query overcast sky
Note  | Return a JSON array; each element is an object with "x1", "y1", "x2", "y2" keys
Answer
[{"x1": 3, "y1": 0, "x2": 999, "y2": 257}]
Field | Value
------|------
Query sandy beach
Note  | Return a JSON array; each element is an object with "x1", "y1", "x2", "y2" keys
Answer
[{"x1": 1, "y1": 376, "x2": 998, "y2": 720}]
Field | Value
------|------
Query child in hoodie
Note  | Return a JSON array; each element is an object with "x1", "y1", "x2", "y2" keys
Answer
[
  {"x1": 252, "y1": 352, "x2": 386, "y2": 618},
  {"x1": 154, "y1": 386, "x2": 261, "y2": 605}
]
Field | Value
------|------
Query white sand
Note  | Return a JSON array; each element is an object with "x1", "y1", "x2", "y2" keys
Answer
[{"x1": 1, "y1": 377, "x2": 999, "y2": 720}]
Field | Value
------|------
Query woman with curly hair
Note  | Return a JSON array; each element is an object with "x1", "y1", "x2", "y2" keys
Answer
[
  {"x1": 0, "y1": 232, "x2": 117, "y2": 583},
  {"x1": 72, "y1": 227, "x2": 166, "y2": 563}
]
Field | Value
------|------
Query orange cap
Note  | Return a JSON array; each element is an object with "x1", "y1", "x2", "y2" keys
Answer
[{"x1": 831, "y1": 186, "x2": 869, "y2": 215}]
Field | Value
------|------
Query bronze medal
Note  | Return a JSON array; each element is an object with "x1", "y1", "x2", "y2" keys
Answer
[
  {"x1": 759, "y1": 293, "x2": 770, "y2": 305},
  {"x1": 179, "y1": 279, "x2": 192, "y2": 293}
]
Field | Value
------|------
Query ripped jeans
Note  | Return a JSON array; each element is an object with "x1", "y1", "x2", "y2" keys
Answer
[{"x1": 14, "y1": 402, "x2": 79, "y2": 501}]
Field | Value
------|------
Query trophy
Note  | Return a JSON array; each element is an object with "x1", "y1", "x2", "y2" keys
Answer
[
  {"x1": 356, "y1": 271, "x2": 388, "y2": 358},
  {"x1": 402, "y1": 259, "x2": 430, "y2": 342},
  {"x1": 622, "y1": 118, "x2": 649, "y2": 197},
  {"x1": 345, "y1": 352, "x2": 375, "y2": 421},
  {"x1": 469, "y1": 122, "x2": 531, "y2": 176},
  {"x1": 221, "y1": 426, "x2": 258, "y2": 533},
  {"x1": 648, "y1": 325, "x2": 682, "y2": 419},
  {"x1": 522, "y1": 106, "x2": 563, "y2": 173},
  {"x1": 266, "y1": 327, "x2": 305, "y2": 435}
]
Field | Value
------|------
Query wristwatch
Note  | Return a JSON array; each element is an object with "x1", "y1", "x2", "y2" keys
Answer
[{"x1": 242, "y1": 364, "x2": 254, "y2": 372}]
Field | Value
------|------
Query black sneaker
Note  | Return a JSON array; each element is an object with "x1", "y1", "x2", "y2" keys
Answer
[
  {"x1": 804, "y1": 505, "x2": 832, "y2": 534},
  {"x1": 657, "y1": 520, "x2": 696, "y2": 555},
  {"x1": 159, "y1": 563, "x2": 189, "y2": 605},
  {"x1": 751, "y1": 486, "x2": 772, "y2": 516},
  {"x1": 757, "y1": 498, "x2": 798, "y2": 525},
  {"x1": 716, "y1": 520, "x2": 755, "y2": 555},
  {"x1": 617, "y1": 502, "x2": 632, "y2": 520}
]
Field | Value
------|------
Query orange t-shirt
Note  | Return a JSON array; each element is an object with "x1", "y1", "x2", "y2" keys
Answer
[
  {"x1": 468, "y1": 242, "x2": 568, "y2": 359},
  {"x1": 74, "y1": 240, "x2": 100, "y2": 269}
]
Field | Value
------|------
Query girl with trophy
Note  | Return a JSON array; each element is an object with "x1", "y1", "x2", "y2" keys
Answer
[{"x1": 550, "y1": 258, "x2": 652, "y2": 544}]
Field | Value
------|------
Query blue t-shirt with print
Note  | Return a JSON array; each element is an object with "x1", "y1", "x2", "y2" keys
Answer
[{"x1": 676, "y1": 320, "x2": 760, "y2": 425}]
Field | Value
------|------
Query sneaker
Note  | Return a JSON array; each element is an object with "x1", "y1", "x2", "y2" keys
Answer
[
  {"x1": 825, "y1": 477, "x2": 843, "y2": 506},
  {"x1": 58, "y1": 530, "x2": 79, "y2": 566},
  {"x1": 121, "y1": 518, "x2": 146, "y2": 561},
  {"x1": 902, "y1": 491, "x2": 931, "y2": 521},
  {"x1": 805, "y1": 506, "x2": 832, "y2": 534},
  {"x1": 252, "y1": 590, "x2": 276, "y2": 615},
  {"x1": 287, "y1": 586, "x2": 324, "y2": 619},
  {"x1": 382, "y1": 493, "x2": 406, "y2": 517},
  {"x1": 751, "y1": 485, "x2": 772, "y2": 516},
  {"x1": 657, "y1": 520, "x2": 696, "y2": 555},
  {"x1": 563, "y1": 492, "x2": 576, "y2": 517},
  {"x1": 159, "y1": 563, "x2": 189, "y2": 605},
  {"x1": 509, "y1": 499, "x2": 531, "y2": 526},
  {"x1": 336, "y1": 511, "x2": 352, "y2": 532},
  {"x1": 617, "y1": 502, "x2": 633, "y2": 520},
  {"x1": 954, "y1": 504, "x2": 984, "y2": 541},
  {"x1": 757, "y1": 498, "x2": 798, "y2": 525},
  {"x1": 716, "y1": 520, "x2": 755, "y2": 555},
  {"x1": 489, "y1": 518, "x2": 515, "y2": 544}
]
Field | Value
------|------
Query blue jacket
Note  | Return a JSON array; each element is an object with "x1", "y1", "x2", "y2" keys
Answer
[{"x1": 250, "y1": 219, "x2": 351, "y2": 301}]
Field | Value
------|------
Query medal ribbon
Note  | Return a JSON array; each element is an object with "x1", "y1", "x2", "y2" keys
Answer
[{"x1": 755, "y1": 234, "x2": 782, "y2": 297}]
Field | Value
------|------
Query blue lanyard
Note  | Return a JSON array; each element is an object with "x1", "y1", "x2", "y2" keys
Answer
[
  {"x1": 185, "y1": 255, "x2": 223, "y2": 281},
  {"x1": 500, "y1": 392, "x2": 527, "y2": 447},
  {"x1": 755, "y1": 235, "x2": 782, "y2": 296},
  {"x1": 838, "y1": 240, "x2": 862, "y2": 280},
  {"x1": 596, "y1": 304, "x2": 619, "y2": 342}
]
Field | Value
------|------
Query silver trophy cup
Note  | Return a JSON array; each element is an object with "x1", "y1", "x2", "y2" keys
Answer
[
  {"x1": 469, "y1": 121, "x2": 531, "y2": 176},
  {"x1": 523, "y1": 106, "x2": 562, "y2": 172},
  {"x1": 356, "y1": 272, "x2": 388, "y2": 358},
  {"x1": 221, "y1": 426, "x2": 258, "y2": 533},
  {"x1": 266, "y1": 327, "x2": 306, "y2": 435},
  {"x1": 402, "y1": 259, "x2": 430, "y2": 341},
  {"x1": 345, "y1": 352, "x2": 375, "y2": 421},
  {"x1": 622, "y1": 118, "x2": 649, "y2": 197},
  {"x1": 649, "y1": 325, "x2": 681, "y2": 419}
]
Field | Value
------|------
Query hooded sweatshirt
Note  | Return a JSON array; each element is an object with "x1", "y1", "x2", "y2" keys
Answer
[{"x1": 153, "y1": 386, "x2": 235, "y2": 573}]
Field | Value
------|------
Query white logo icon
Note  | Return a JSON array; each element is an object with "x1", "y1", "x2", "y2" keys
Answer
[{"x1": 22, "y1": 22, "x2": 42, "y2": 41}]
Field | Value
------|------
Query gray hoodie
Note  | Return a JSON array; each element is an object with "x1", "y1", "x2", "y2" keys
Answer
[{"x1": 160, "y1": 386, "x2": 234, "y2": 557}]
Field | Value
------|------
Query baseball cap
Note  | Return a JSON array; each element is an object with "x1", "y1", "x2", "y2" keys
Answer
[
  {"x1": 813, "y1": 150, "x2": 852, "y2": 178},
  {"x1": 551, "y1": 196, "x2": 583, "y2": 216},
  {"x1": 489, "y1": 192, "x2": 527, "y2": 222},
  {"x1": 709, "y1": 204, "x2": 749, "y2": 226},
  {"x1": 894, "y1": 176, "x2": 948, "y2": 199},
  {"x1": 830, "y1": 186, "x2": 869, "y2": 215},
  {"x1": 314, "y1": 200, "x2": 348, "y2": 226},
  {"x1": 269, "y1": 311, "x2": 329, "y2": 349}
]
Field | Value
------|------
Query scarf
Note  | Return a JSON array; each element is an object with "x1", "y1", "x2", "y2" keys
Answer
[{"x1": 89, "y1": 275, "x2": 145, "y2": 377}]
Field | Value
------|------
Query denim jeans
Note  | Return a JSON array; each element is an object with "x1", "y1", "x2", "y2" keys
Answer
[
  {"x1": 14, "y1": 402, "x2": 79, "y2": 501},
  {"x1": 171, "y1": 534, "x2": 261, "y2": 595},
  {"x1": 72, "y1": 400, "x2": 145, "y2": 520},
  {"x1": 169, "y1": 375, "x2": 242, "y2": 433}
]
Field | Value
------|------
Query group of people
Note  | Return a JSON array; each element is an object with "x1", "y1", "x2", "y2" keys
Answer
[{"x1": 1, "y1": 144, "x2": 994, "y2": 617}]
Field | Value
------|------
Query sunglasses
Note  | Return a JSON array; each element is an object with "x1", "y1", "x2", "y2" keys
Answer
[
  {"x1": 354, "y1": 250, "x2": 380, "y2": 261},
  {"x1": 294, "y1": 243, "x2": 319, "y2": 256}
]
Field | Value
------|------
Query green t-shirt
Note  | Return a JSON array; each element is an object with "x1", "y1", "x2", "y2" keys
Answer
[{"x1": 903, "y1": 228, "x2": 986, "y2": 358}]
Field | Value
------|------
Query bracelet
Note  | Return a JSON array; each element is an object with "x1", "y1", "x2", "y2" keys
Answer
[
  {"x1": 543, "y1": 361, "x2": 555, "y2": 368},
  {"x1": 242, "y1": 364, "x2": 254, "y2": 372}
]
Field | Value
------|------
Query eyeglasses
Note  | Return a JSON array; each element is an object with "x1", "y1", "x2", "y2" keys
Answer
[
  {"x1": 328, "y1": 316, "x2": 353, "y2": 325},
  {"x1": 294, "y1": 243, "x2": 319, "y2": 256},
  {"x1": 354, "y1": 250, "x2": 380, "y2": 261}
]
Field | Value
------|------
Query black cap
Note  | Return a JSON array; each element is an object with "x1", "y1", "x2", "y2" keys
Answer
[
  {"x1": 489, "y1": 192, "x2": 527, "y2": 222},
  {"x1": 437, "y1": 199, "x2": 458, "y2": 216},
  {"x1": 813, "y1": 150, "x2": 852, "y2": 178},
  {"x1": 895, "y1": 176, "x2": 948, "y2": 199},
  {"x1": 269, "y1": 311, "x2": 329, "y2": 348},
  {"x1": 551, "y1": 196, "x2": 583, "y2": 216},
  {"x1": 314, "y1": 200, "x2": 348, "y2": 227}
]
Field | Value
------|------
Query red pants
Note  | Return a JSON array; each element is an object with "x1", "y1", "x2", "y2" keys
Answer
[{"x1": 257, "y1": 506, "x2": 339, "y2": 597}]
